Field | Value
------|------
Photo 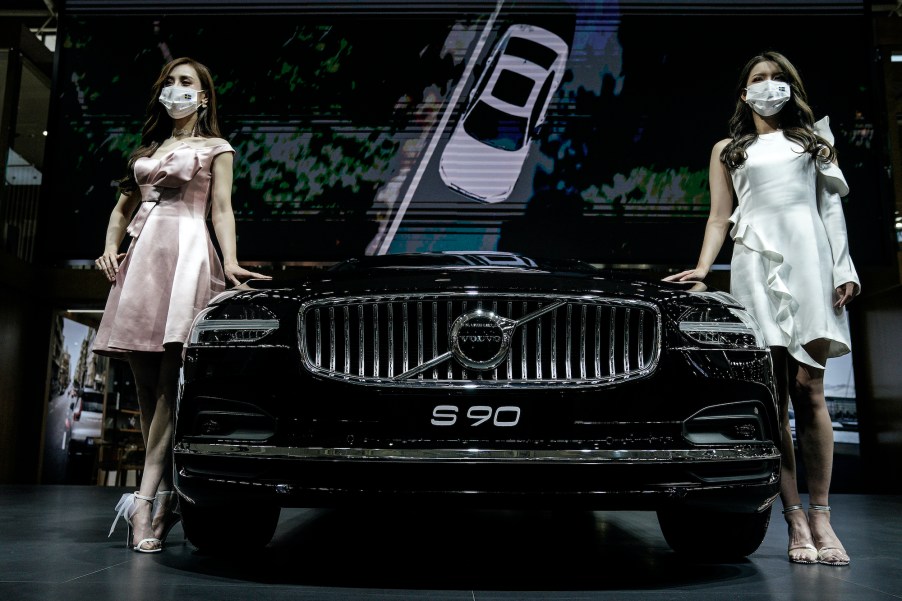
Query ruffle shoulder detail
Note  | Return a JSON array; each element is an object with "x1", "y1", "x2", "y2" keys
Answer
[{"x1": 813, "y1": 116, "x2": 849, "y2": 197}]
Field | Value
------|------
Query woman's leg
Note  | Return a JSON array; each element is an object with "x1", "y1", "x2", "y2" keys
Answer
[
  {"x1": 127, "y1": 346, "x2": 183, "y2": 549},
  {"x1": 794, "y1": 340, "x2": 849, "y2": 564},
  {"x1": 773, "y1": 347, "x2": 817, "y2": 562}
]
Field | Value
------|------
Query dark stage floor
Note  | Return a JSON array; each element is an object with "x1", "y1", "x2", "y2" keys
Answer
[{"x1": 1, "y1": 485, "x2": 901, "y2": 600}]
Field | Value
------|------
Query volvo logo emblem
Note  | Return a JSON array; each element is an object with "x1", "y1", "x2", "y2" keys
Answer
[{"x1": 450, "y1": 310, "x2": 516, "y2": 370}]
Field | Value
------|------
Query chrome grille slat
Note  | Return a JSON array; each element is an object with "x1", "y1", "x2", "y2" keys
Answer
[
  {"x1": 388, "y1": 303, "x2": 395, "y2": 378},
  {"x1": 520, "y1": 301, "x2": 527, "y2": 379},
  {"x1": 358, "y1": 305, "x2": 365, "y2": 377},
  {"x1": 416, "y1": 302, "x2": 423, "y2": 380},
  {"x1": 550, "y1": 306, "x2": 557, "y2": 381},
  {"x1": 638, "y1": 311, "x2": 645, "y2": 369},
  {"x1": 431, "y1": 301, "x2": 438, "y2": 380},
  {"x1": 594, "y1": 306, "x2": 601, "y2": 379},
  {"x1": 565, "y1": 304, "x2": 573, "y2": 380},
  {"x1": 402, "y1": 302, "x2": 410, "y2": 375},
  {"x1": 329, "y1": 306, "x2": 335, "y2": 372},
  {"x1": 506, "y1": 301, "x2": 513, "y2": 380},
  {"x1": 446, "y1": 300, "x2": 453, "y2": 380},
  {"x1": 315, "y1": 309, "x2": 322, "y2": 367},
  {"x1": 492, "y1": 300, "x2": 498, "y2": 381},
  {"x1": 373, "y1": 304, "x2": 379, "y2": 378},
  {"x1": 343, "y1": 306, "x2": 350, "y2": 374},
  {"x1": 299, "y1": 294, "x2": 660, "y2": 388},
  {"x1": 535, "y1": 304, "x2": 543, "y2": 380},
  {"x1": 579, "y1": 305, "x2": 586, "y2": 380},
  {"x1": 623, "y1": 307, "x2": 630, "y2": 374}
]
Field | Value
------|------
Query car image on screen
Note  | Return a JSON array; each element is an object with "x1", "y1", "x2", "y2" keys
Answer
[
  {"x1": 439, "y1": 24, "x2": 569, "y2": 203},
  {"x1": 173, "y1": 251, "x2": 781, "y2": 559}
]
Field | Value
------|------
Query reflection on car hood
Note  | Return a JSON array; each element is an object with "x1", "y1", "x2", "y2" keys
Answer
[{"x1": 212, "y1": 253, "x2": 730, "y2": 308}]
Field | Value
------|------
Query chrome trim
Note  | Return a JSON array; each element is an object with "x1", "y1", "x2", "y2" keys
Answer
[
  {"x1": 388, "y1": 302, "x2": 395, "y2": 378},
  {"x1": 176, "y1": 442, "x2": 781, "y2": 464},
  {"x1": 343, "y1": 306, "x2": 350, "y2": 374},
  {"x1": 329, "y1": 306, "x2": 335, "y2": 373},
  {"x1": 396, "y1": 352, "x2": 453, "y2": 380},
  {"x1": 638, "y1": 310, "x2": 645, "y2": 370},
  {"x1": 403, "y1": 302, "x2": 410, "y2": 374},
  {"x1": 450, "y1": 310, "x2": 517, "y2": 371},
  {"x1": 416, "y1": 302, "x2": 423, "y2": 379},
  {"x1": 446, "y1": 300, "x2": 453, "y2": 380},
  {"x1": 594, "y1": 306, "x2": 601, "y2": 379},
  {"x1": 623, "y1": 307, "x2": 630, "y2": 374},
  {"x1": 315, "y1": 309, "x2": 322, "y2": 367},
  {"x1": 358, "y1": 305, "x2": 365, "y2": 377},
  {"x1": 431, "y1": 301, "x2": 438, "y2": 380},
  {"x1": 536, "y1": 304, "x2": 543, "y2": 379},
  {"x1": 550, "y1": 306, "x2": 557, "y2": 380},
  {"x1": 373, "y1": 304, "x2": 379, "y2": 378},
  {"x1": 520, "y1": 301, "x2": 527, "y2": 379},
  {"x1": 298, "y1": 294, "x2": 662, "y2": 389}
]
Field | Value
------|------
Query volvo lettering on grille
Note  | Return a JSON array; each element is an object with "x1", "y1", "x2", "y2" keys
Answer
[{"x1": 451, "y1": 310, "x2": 516, "y2": 370}]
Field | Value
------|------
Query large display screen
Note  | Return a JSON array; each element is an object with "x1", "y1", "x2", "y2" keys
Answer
[{"x1": 46, "y1": 0, "x2": 881, "y2": 265}]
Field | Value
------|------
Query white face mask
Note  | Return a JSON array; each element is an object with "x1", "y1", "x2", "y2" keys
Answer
[
  {"x1": 159, "y1": 85, "x2": 202, "y2": 119},
  {"x1": 744, "y1": 79, "x2": 791, "y2": 117}
]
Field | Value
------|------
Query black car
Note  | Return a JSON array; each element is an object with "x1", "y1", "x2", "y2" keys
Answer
[{"x1": 173, "y1": 252, "x2": 780, "y2": 558}]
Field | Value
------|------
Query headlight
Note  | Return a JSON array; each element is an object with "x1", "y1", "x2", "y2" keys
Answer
[
  {"x1": 678, "y1": 305, "x2": 766, "y2": 349},
  {"x1": 188, "y1": 304, "x2": 279, "y2": 346}
]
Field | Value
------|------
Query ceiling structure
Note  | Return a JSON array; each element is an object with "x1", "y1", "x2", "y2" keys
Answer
[{"x1": 0, "y1": 0, "x2": 56, "y2": 32}]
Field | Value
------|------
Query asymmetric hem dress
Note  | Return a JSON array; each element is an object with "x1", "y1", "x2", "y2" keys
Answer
[
  {"x1": 92, "y1": 141, "x2": 231, "y2": 359},
  {"x1": 727, "y1": 117, "x2": 859, "y2": 369}
]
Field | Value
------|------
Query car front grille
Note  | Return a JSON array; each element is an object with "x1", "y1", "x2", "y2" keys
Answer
[{"x1": 298, "y1": 294, "x2": 660, "y2": 387}]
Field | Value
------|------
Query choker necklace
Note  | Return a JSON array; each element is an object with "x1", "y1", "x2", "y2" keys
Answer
[{"x1": 172, "y1": 127, "x2": 194, "y2": 138}]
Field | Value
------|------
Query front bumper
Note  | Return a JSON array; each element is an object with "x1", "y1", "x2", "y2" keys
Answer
[{"x1": 174, "y1": 442, "x2": 780, "y2": 511}]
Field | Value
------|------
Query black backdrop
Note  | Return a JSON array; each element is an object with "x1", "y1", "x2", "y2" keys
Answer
[{"x1": 44, "y1": 0, "x2": 888, "y2": 267}]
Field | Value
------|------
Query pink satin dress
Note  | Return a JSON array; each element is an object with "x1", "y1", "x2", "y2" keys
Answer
[{"x1": 93, "y1": 141, "x2": 232, "y2": 358}]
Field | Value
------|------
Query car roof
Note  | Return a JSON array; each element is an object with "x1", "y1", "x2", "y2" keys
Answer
[{"x1": 476, "y1": 25, "x2": 568, "y2": 117}]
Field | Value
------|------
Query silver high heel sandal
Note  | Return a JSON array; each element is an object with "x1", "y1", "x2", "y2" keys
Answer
[
  {"x1": 153, "y1": 490, "x2": 182, "y2": 544},
  {"x1": 109, "y1": 492, "x2": 162, "y2": 553},
  {"x1": 782, "y1": 504, "x2": 818, "y2": 564},
  {"x1": 809, "y1": 504, "x2": 851, "y2": 566}
]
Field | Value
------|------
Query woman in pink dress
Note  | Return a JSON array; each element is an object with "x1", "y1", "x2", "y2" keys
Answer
[{"x1": 94, "y1": 57, "x2": 269, "y2": 552}]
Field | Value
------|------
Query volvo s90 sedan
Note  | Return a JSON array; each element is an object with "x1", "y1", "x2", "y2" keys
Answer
[{"x1": 173, "y1": 252, "x2": 780, "y2": 558}]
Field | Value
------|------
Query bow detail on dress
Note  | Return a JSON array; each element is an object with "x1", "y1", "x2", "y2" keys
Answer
[{"x1": 126, "y1": 146, "x2": 203, "y2": 238}]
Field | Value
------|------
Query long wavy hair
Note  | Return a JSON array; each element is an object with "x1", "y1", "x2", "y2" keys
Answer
[
  {"x1": 119, "y1": 57, "x2": 222, "y2": 193},
  {"x1": 720, "y1": 51, "x2": 835, "y2": 170}
]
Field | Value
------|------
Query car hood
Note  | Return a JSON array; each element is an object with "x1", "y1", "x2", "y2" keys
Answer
[
  {"x1": 213, "y1": 254, "x2": 731, "y2": 309},
  {"x1": 439, "y1": 128, "x2": 525, "y2": 202}
]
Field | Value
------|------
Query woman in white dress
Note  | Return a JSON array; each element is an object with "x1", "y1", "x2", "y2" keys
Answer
[{"x1": 665, "y1": 51, "x2": 857, "y2": 566}]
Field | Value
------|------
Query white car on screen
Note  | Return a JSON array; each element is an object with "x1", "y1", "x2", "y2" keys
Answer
[{"x1": 440, "y1": 24, "x2": 569, "y2": 203}]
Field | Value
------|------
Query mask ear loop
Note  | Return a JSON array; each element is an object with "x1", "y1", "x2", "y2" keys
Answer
[{"x1": 195, "y1": 90, "x2": 208, "y2": 136}]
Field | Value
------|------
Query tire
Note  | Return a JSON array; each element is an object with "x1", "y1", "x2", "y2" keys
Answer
[
  {"x1": 180, "y1": 501, "x2": 280, "y2": 553},
  {"x1": 657, "y1": 505, "x2": 772, "y2": 560}
]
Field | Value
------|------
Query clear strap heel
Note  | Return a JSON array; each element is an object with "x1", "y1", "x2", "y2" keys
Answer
[
  {"x1": 808, "y1": 504, "x2": 850, "y2": 566},
  {"x1": 153, "y1": 490, "x2": 182, "y2": 544},
  {"x1": 782, "y1": 504, "x2": 818, "y2": 564},
  {"x1": 109, "y1": 492, "x2": 162, "y2": 553}
]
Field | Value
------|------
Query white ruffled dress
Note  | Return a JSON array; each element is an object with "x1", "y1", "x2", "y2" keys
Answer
[{"x1": 728, "y1": 117, "x2": 859, "y2": 369}]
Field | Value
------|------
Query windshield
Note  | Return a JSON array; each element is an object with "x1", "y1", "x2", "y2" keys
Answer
[
  {"x1": 463, "y1": 101, "x2": 528, "y2": 151},
  {"x1": 80, "y1": 392, "x2": 104, "y2": 414}
]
